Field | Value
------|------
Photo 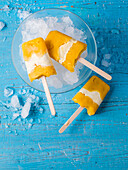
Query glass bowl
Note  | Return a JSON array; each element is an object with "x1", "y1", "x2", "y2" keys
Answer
[{"x1": 12, "y1": 8, "x2": 97, "y2": 93}]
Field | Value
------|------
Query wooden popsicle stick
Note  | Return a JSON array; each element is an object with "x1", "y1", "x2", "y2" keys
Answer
[
  {"x1": 78, "y1": 57, "x2": 112, "y2": 80},
  {"x1": 59, "y1": 106, "x2": 84, "y2": 133},
  {"x1": 41, "y1": 76, "x2": 56, "y2": 116}
]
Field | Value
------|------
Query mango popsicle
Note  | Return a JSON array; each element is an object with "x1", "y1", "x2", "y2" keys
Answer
[
  {"x1": 72, "y1": 75, "x2": 110, "y2": 116},
  {"x1": 22, "y1": 37, "x2": 56, "y2": 82},
  {"x1": 22, "y1": 37, "x2": 56, "y2": 115},
  {"x1": 45, "y1": 30, "x2": 112, "y2": 80},
  {"x1": 59, "y1": 76, "x2": 110, "y2": 133},
  {"x1": 45, "y1": 30, "x2": 87, "y2": 72}
]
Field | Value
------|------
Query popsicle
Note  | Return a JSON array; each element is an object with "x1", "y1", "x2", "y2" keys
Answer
[
  {"x1": 22, "y1": 37, "x2": 57, "y2": 115},
  {"x1": 45, "y1": 31, "x2": 112, "y2": 80},
  {"x1": 59, "y1": 76, "x2": 110, "y2": 133}
]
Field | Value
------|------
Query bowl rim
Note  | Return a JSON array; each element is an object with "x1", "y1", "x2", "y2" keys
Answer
[{"x1": 11, "y1": 8, "x2": 97, "y2": 94}]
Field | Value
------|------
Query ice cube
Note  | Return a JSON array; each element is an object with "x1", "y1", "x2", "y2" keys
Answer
[
  {"x1": 46, "y1": 17, "x2": 58, "y2": 28},
  {"x1": 11, "y1": 95, "x2": 21, "y2": 108},
  {"x1": 101, "y1": 59, "x2": 111, "y2": 67},
  {"x1": 0, "y1": 21, "x2": 5, "y2": 31},
  {"x1": 4, "y1": 87, "x2": 14, "y2": 97},
  {"x1": 21, "y1": 99, "x2": 31, "y2": 119},
  {"x1": 12, "y1": 113, "x2": 20, "y2": 120},
  {"x1": 29, "y1": 118, "x2": 33, "y2": 123},
  {"x1": 62, "y1": 16, "x2": 73, "y2": 25},
  {"x1": 63, "y1": 71, "x2": 79, "y2": 85},
  {"x1": 28, "y1": 123, "x2": 33, "y2": 129}
]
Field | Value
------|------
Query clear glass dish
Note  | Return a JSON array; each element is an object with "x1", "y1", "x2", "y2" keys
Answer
[{"x1": 11, "y1": 8, "x2": 97, "y2": 93}]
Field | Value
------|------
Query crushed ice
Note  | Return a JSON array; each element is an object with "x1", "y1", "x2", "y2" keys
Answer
[
  {"x1": 20, "y1": 16, "x2": 87, "y2": 88},
  {"x1": 63, "y1": 71, "x2": 79, "y2": 85}
]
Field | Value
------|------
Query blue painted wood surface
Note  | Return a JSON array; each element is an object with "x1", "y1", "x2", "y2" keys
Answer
[{"x1": 0, "y1": 0, "x2": 128, "y2": 169}]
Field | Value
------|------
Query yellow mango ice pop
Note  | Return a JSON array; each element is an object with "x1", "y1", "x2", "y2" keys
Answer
[
  {"x1": 72, "y1": 76, "x2": 110, "y2": 116},
  {"x1": 22, "y1": 37, "x2": 56, "y2": 82},
  {"x1": 45, "y1": 30, "x2": 87, "y2": 72}
]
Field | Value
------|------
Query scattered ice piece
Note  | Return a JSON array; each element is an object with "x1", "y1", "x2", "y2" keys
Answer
[
  {"x1": 0, "y1": 100, "x2": 10, "y2": 109},
  {"x1": 4, "y1": 87, "x2": 14, "y2": 97},
  {"x1": 5, "y1": 124, "x2": 9, "y2": 128},
  {"x1": 26, "y1": 89, "x2": 31, "y2": 94},
  {"x1": 29, "y1": 94, "x2": 36, "y2": 100},
  {"x1": 8, "y1": 130, "x2": 12, "y2": 134},
  {"x1": 29, "y1": 118, "x2": 33, "y2": 123},
  {"x1": 103, "y1": 54, "x2": 111, "y2": 60},
  {"x1": 14, "y1": 129, "x2": 19, "y2": 136},
  {"x1": 17, "y1": 10, "x2": 31, "y2": 21},
  {"x1": 28, "y1": 123, "x2": 33, "y2": 129},
  {"x1": 31, "y1": 88, "x2": 34, "y2": 92},
  {"x1": 101, "y1": 59, "x2": 111, "y2": 67},
  {"x1": 12, "y1": 113, "x2": 20, "y2": 120},
  {"x1": 2, "y1": 5, "x2": 10, "y2": 11},
  {"x1": 0, "y1": 21, "x2": 5, "y2": 31},
  {"x1": 111, "y1": 28, "x2": 120, "y2": 34},
  {"x1": 35, "y1": 96, "x2": 40, "y2": 103},
  {"x1": 38, "y1": 119, "x2": 41, "y2": 123},
  {"x1": 3, "y1": 37, "x2": 7, "y2": 42},
  {"x1": 21, "y1": 99, "x2": 31, "y2": 119},
  {"x1": 63, "y1": 71, "x2": 78, "y2": 85},
  {"x1": 19, "y1": 89, "x2": 26, "y2": 95},
  {"x1": 34, "y1": 89, "x2": 38, "y2": 93},
  {"x1": 11, "y1": 95, "x2": 21, "y2": 108},
  {"x1": 39, "y1": 107, "x2": 44, "y2": 113},
  {"x1": 3, "y1": 115, "x2": 7, "y2": 119},
  {"x1": 47, "y1": 76, "x2": 63, "y2": 88},
  {"x1": 18, "y1": 118, "x2": 21, "y2": 122},
  {"x1": 26, "y1": 97, "x2": 32, "y2": 103},
  {"x1": 27, "y1": 94, "x2": 38, "y2": 104}
]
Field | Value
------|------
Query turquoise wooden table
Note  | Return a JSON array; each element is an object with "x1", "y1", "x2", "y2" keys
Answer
[{"x1": 0, "y1": 0, "x2": 128, "y2": 169}]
